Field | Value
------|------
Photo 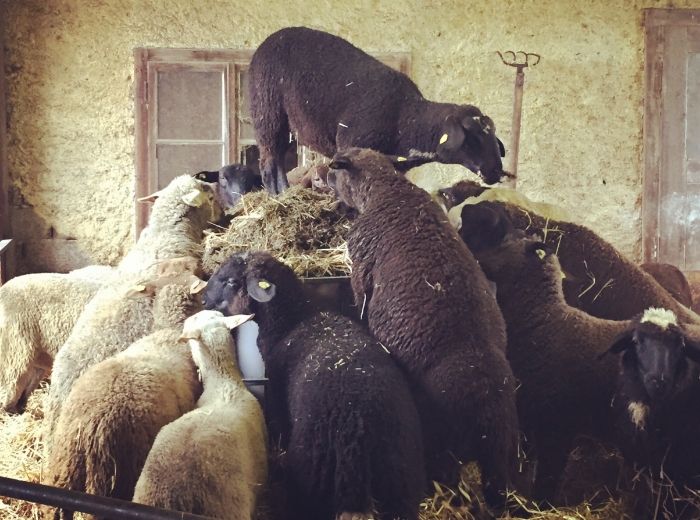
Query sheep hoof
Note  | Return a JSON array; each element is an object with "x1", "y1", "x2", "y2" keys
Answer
[{"x1": 336, "y1": 512, "x2": 374, "y2": 520}]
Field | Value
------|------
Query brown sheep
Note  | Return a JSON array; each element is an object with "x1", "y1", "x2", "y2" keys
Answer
[
  {"x1": 327, "y1": 148, "x2": 520, "y2": 509},
  {"x1": 42, "y1": 326, "x2": 200, "y2": 520}
]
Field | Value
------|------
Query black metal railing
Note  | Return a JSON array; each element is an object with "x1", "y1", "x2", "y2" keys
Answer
[{"x1": 0, "y1": 476, "x2": 214, "y2": 519}]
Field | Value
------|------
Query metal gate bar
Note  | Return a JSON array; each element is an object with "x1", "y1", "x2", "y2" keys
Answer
[{"x1": 0, "y1": 476, "x2": 214, "y2": 519}]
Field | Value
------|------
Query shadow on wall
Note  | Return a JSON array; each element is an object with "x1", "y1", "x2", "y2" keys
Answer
[{"x1": 9, "y1": 190, "x2": 93, "y2": 275}]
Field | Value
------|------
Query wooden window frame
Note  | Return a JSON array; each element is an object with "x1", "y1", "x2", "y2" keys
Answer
[
  {"x1": 134, "y1": 48, "x2": 254, "y2": 234},
  {"x1": 643, "y1": 8, "x2": 700, "y2": 264},
  {"x1": 133, "y1": 47, "x2": 411, "y2": 237}
]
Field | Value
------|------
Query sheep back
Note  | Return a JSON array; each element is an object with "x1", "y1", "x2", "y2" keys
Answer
[
  {"x1": 132, "y1": 393, "x2": 267, "y2": 519},
  {"x1": 43, "y1": 328, "x2": 199, "y2": 515},
  {"x1": 270, "y1": 312, "x2": 425, "y2": 520},
  {"x1": 0, "y1": 272, "x2": 102, "y2": 412}
]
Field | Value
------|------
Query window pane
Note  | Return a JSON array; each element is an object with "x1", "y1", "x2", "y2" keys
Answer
[
  {"x1": 158, "y1": 68, "x2": 223, "y2": 140},
  {"x1": 238, "y1": 69, "x2": 256, "y2": 141},
  {"x1": 687, "y1": 52, "x2": 700, "y2": 183},
  {"x1": 157, "y1": 144, "x2": 223, "y2": 189}
]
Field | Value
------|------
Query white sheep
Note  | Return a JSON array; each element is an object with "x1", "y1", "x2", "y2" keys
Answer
[
  {"x1": 118, "y1": 175, "x2": 222, "y2": 278},
  {"x1": 42, "y1": 326, "x2": 200, "y2": 519},
  {"x1": 133, "y1": 310, "x2": 268, "y2": 519},
  {"x1": 44, "y1": 275, "x2": 205, "y2": 447},
  {"x1": 0, "y1": 265, "x2": 114, "y2": 412},
  {"x1": 45, "y1": 175, "x2": 221, "y2": 439}
]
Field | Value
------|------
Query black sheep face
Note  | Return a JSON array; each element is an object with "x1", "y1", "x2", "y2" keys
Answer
[
  {"x1": 435, "y1": 106, "x2": 507, "y2": 185},
  {"x1": 607, "y1": 314, "x2": 700, "y2": 402},
  {"x1": 217, "y1": 164, "x2": 263, "y2": 209},
  {"x1": 437, "y1": 180, "x2": 489, "y2": 210},
  {"x1": 203, "y1": 251, "x2": 297, "y2": 317}
]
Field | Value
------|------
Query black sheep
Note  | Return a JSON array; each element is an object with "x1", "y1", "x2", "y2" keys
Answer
[
  {"x1": 203, "y1": 251, "x2": 426, "y2": 520},
  {"x1": 195, "y1": 164, "x2": 263, "y2": 209},
  {"x1": 326, "y1": 148, "x2": 520, "y2": 508},
  {"x1": 249, "y1": 26, "x2": 507, "y2": 194}
]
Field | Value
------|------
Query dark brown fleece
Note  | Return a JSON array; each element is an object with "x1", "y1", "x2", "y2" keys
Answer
[{"x1": 330, "y1": 148, "x2": 519, "y2": 507}]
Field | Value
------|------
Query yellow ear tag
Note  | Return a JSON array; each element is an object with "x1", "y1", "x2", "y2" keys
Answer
[
  {"x1": 397, "y1": 156, "x2": 407, "y2": 162},
  {"x1": 439, "y1": 133, "x2": 449, "y2": 144},
  {"x1": 258, "y1": 280, "x2": 271, "y2": 289},
  {"x1": 535, "y1": 249, "x2": 546, "y2": 260}
]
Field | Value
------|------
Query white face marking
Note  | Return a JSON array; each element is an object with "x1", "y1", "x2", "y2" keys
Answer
[
  {"x1": 640, "y1": 308, "x2": 678, "y2": 330},
  {"x1": 628, "y1": 401, "x2": 649, "y2": 430}
]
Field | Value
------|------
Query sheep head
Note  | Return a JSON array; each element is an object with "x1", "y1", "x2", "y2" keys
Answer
[
  {"x1": 327, "y1": 148, "x2": 405, "y2": 212},
  {"x1": 605, "y1": 310, "x2": 700, "y2": 402},
  {"x1": 435, "y1": 105, "x2": 508, "y2": 185},
  {"x1": 202, "y1": 251, "x2": 304, "y2": 352}
]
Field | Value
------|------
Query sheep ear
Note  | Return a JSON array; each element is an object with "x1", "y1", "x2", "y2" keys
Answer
[
  {"x1": 328, "y1": 156, "x2": 352, "y2": 171},
  {"x1": 246, "y1": 278, "x2": 277, "y2": 303},
  {"x1": 182, "y1": 189, "x2": 207, "y2": 207},
  {"x1": 179, "y1": 329, "x2": 201, "y2": 341},
  {"x1": 137, "y1": 189, "x2": 163, "y2": 203},
  {"x1": 221, "y1": 314, "x2": 255, "y2": 330},
  {"x1": 682, "y1": 325, "x2": 700, "y2": 364},
  {"x1": 388, "y1": 155, "x2": 431, "y2": 173},
  {"x1": 497, "y1": 137, "x2": 506, "y2": 157},
  {"x1": 194, "y1": 170, "x2": 220, "y2": 183},
  {"x1": 437, "y1": 117, "x2": 466, "y2": 153},
  {"x1": 598, "y1": 329, "x2": 635, "y2": 359}
]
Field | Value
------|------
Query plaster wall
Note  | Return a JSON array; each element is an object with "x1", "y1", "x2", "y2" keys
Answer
[{"x1": 3, "y1": 0, "x2": 698, "y2": 272}]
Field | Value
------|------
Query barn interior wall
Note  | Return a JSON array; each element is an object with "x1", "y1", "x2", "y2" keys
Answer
[{"x1": 2, "y1": 0, "x2": 698, "y2": 273}]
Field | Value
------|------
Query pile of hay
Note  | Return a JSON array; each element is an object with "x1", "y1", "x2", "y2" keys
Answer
[
  {"x1": 0, "y1": 384, "x2": 46, "y2": 519},
  {"x1": 202, "y1": 187, "x2": 352, "y2": 277}
]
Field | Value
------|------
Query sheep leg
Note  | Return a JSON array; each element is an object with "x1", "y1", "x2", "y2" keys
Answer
[
  {"x1": 332, "y1": 415, "x2": 374, "y2": 518},
  {"x1": 255, "y1": 110, "x2": 292, "y2": 194},
  {"x1": 530, "y1": 431, "x2": 573, "y2": 502}
]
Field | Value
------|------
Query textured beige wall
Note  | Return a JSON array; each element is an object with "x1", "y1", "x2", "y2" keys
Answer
[{"x1": 3, "y1": 0, "x2": 700, "y2": 272}]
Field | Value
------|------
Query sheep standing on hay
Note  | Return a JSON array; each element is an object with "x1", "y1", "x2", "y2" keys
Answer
[
  {"x1": 133, "y1": 310, "x2": 267, "y2": 520},
  {"x1": 449, "y1": 187, "x2": 699, "y2": 323},
  {"x1": 203, "y1": 251, "x2": 426, "y2": 520},
  {"x1": 0, "y1": 266, "x2": 113, "y2": 413},
  {"x1": 326, "y1": 148, "x2": 519, "y2": 509},
  {"x1": 41, "y1": 288, "x2": 201, "y2": 519},
  {"x1": 249, "y1": 26, "x2": 507, "y2": 194},
  {"x1": 45, "y1": 175, "x2": 219, "y2": 436},
  {"x1": 459, "y1": 202, "x2": 690, "y2": 502}
]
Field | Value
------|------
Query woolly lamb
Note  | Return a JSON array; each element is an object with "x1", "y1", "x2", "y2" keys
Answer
[
  {"x1": 42, "y1": 326, "x2": 200, "y2": 519},
  {"x1": 120, "y1": 174, "x2": 222, "y2": 278},
  {"x1": 45, "y1": 274, "x2": 205, "y2": 444},
  {"x1": 450, "y1": 190, "x2": 698, "y2": 323},
  {"x1": 327, "y1": 148, "x2": 519, "y2": 508},
  {"x1": 606, "y1": 309, "x2": 700, "y2": 478},
  {"x1": 460, "y1": 202, "x2": 687, "y2": 501},
  {"x1": 0, "y1": 265, "x2": 114, "y2": 412},
  {"x1": 203, "y1": 251, "x2": 426, "y2": 520},
  {"x1": 249, "y1": 26, "x2": 506, "y2": 193},
  {"x1": 133, "y1": 311, "x2": 267, "y2": 519}
]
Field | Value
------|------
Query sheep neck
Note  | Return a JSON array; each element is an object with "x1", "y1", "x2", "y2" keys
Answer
[
  {"x1": 197, "y1": 353, "x2": 247, "y2": 406},
  {"x1": 252, "y1": 288, "x2": 307, "y2": 362}
]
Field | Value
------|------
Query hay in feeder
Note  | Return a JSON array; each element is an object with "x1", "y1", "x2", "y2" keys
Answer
[
  {"x1": 0, "y1": 384, "x2": 47, "y2": 520},
  {"x1": 202, "y1": 187, "x2": 352, "y2": 277}
]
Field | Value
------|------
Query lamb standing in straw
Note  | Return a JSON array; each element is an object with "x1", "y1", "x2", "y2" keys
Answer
[{"x1": 133, "y1": 311, "x2": 267, "y2": 519}]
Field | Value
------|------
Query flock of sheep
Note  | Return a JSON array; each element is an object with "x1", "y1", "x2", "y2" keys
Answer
[{"x1": 1, "y1": 25, "x2": 700, "y2": 520}]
